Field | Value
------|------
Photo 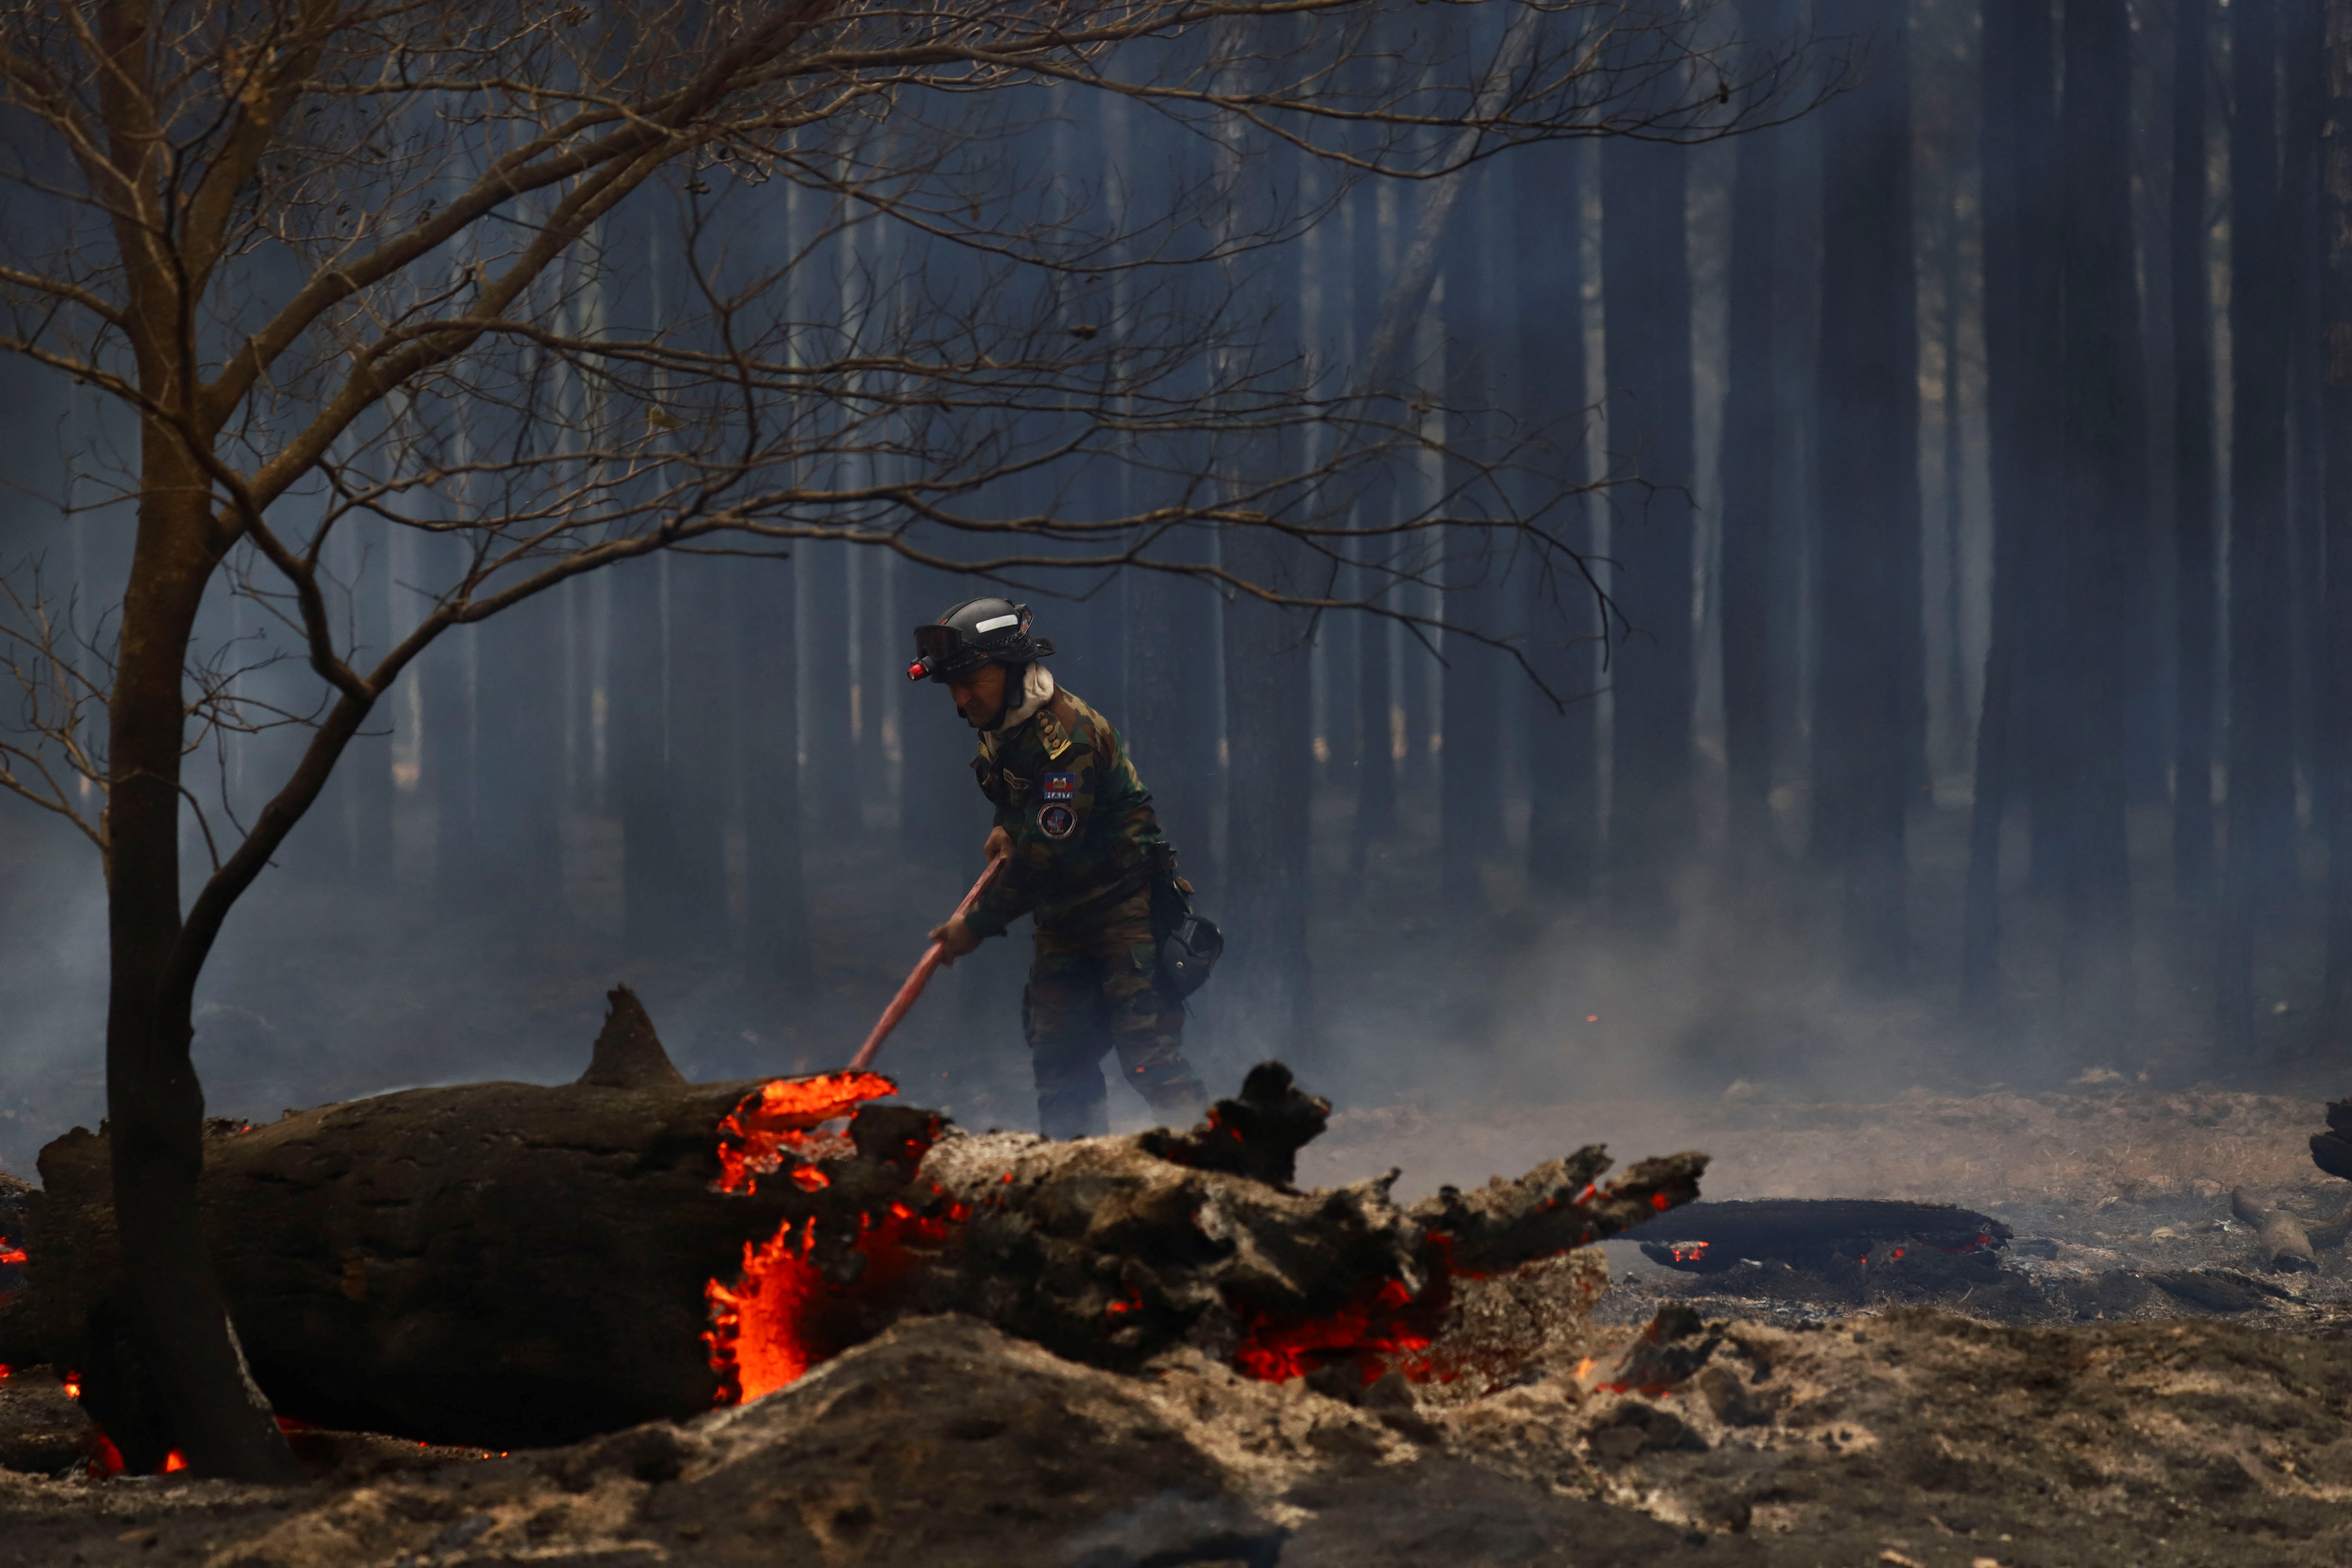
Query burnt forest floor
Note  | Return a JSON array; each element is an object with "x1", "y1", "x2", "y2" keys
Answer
[{"x1": 9, "y1": 779, "x2": 2352, "y2": 1562}]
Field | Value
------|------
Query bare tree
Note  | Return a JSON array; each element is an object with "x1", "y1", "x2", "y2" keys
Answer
[{"x1": 0, "y1": 0, "x2": 1812, "y2": 1478}]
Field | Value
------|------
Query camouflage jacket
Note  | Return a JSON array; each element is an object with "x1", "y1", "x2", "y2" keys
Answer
[{"x1": 963, "y1": 683, "x2": 1170, "y2": 939}]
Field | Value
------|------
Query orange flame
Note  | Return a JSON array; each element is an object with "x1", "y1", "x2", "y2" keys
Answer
[
  {"x1": 161, "y1": 1449, "x2": 189, "y2": 1474},
  {"x1": 703, "y1": 1073, "x2": 960, "y2": 1406},
  {"x1": 713, "y1": 1072, "x2": 897, "y2": 1195},
  {"x1": 0, "y1": 1235, "x2": 26, "y2": 1266},
  {"x1": 705, "y1": 1202, "x2": 966, "y2": 1406}
]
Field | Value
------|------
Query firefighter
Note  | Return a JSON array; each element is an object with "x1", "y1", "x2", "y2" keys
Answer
[{"x1": 909, "y1": 597, "x2": 1209, "y2": 1139}]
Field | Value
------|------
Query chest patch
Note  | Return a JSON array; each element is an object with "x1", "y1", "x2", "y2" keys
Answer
[
  {"x1": 1041, "y1": 773, "x2": 1078, "y2": 801},
  {"x1": 1000, "y1": 769, "x2": 1032, "y2": 799},
  {"x1": 1038, "y1": 803, "x2": 1077, "y2": 840}
]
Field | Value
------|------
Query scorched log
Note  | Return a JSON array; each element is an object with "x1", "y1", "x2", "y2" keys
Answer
[
  {"x1": 13, "y1": 1001, "x2": 1713, "y2": 1467},
  {"x1": 18, "y1": 988, "x2": 916, "y2": 1468}
]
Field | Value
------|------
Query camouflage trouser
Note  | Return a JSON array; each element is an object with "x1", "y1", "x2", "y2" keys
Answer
[{"x1": 1025, "y1": 891, "x2": 1206, "y2": 1140}]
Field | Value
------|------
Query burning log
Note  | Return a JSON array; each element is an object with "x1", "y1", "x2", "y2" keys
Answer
[{"x1": 11, "y1": 990, "x2": 1708, "y2": 1466}]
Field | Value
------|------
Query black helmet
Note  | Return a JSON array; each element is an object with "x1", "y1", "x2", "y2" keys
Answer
[{"x1": 907, "y1": 597, "x2": 1056, "y2": 683}]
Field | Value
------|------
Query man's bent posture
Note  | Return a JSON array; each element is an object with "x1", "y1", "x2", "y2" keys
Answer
[{"x1": 911, "y1": 597, "x2": 1209, "y2": 1139}]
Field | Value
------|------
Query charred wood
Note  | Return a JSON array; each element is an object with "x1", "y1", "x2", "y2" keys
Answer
[
  {"x1": 2230, "y1": 1187, "x2": 2318, "y2": 1272},
  {"x1": 1623, "y1": 1198, "x2": 2011, "y2": 1275},
  {"x1": 2312, "y1": 1100, "x2": 2352, "y2": 1180},
  {"x1": 9, "y1": 1003, "x2": 1709, "y2": 1463}
]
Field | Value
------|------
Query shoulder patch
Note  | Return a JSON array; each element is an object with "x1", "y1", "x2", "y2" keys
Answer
[
  {"x1": 1041, "y1": 773, "x2": 1078, "y2": 801},
  {"x1": 1037, "y1": 709, "x2": 1073, "y2": 760},
  {"x1": 1038, "y1": 803, "x2": 1077, "y2": 839}
]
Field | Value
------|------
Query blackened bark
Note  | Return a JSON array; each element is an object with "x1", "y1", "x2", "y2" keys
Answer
[
  {"x1": 1721, "y1": 2, "x2": 1789, "y2": 873},
  {"x1": 1519, "y1": 142, "x2": 1597, "y2": 897},
  {"x1": 107, "y1": 479, "x2": 302, "y2": 1482},
  {"x1": 1812, "y1": 0, "x2": 1920, "y2": 985},
  {"x1": 2321, "y1": 0, "x2": 2352, "y2": 1020},
  {"x1": 2173, "y1": 0, "x2": 2220, "y2": 905},
  {"x1": 1600, "y1": 136, "x2": 1696, "y2": 916},
  {"x1": 1964, "y1": 0, "x2": 2060, "y2": 1006},
  {"x1": 2219, "y1": 0, "x2": 2298, "y2": 1043},
  {"x1": 2054, "y1": 0, "x2": 2145, "y2": 1017}
]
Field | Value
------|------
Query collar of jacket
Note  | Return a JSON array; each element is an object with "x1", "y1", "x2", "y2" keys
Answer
[{"x1": 980, "y1": 663, "x2": 1056, "y2": 755}]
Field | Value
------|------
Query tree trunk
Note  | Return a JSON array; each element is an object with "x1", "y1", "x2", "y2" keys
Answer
[
  {"x1": 1939, "y1": 187, "x2": 1971, "y2": 779},
  {"x1": 899, "y1": 558, "x2": 986, "y2": 876},
  {"x1": 1813, "y1": 0, "x2": 1920, "y2": 986},
  {"x1": 1439, "y1": 181, "x2": 1507, "y2": 911},
  {"x1": 347, "y1": 519, "x2": 396, "y2": 888},
  {"x1": 424, "y1": 541, "x2": 478, "y2": 913},
  {"x1": 1520, "y1": 141, "x2": 1597, "y2": 898},
  {"x1": 2054, "y1": 0, "x2": 2144, "y2": 1021},
  {"x1": 665, "y1": 552, "x2": 736, "y2": 954},
  {"x1": 2219, "y1": 0, "x2": 2298, "y2": 1044},
  {"x1": 1964, "y1": 0, "x2": 2060, "y2": 1006},
  {"x1": 2288, "y1": 0, "x2": 2330, "y2": 865},
  {"x1": 802, "y1": 539, "x2": 857, "y2": 828},
  {"x1": 2173, "y1": 0, "x2": 2220, "y2": 906},
  {"x1": 614, "y1": 557, "x2": 686, "y2": 953},
  {"x1": 1222, "y1": 526, "x2": 1316, "y2": 1061},
  {"x1": 106, "y1": 474, "x2": 302, "y2": 1481},
  {"x1": 1125, "y1": 563, "x2": 1222, "y2": 896},
  {"x1": 470, "y1": 593, "x2": 567, "y2": 918},
  {"x1": 741, "y1": 554, "x2": 813, "y2": 982},
  {"x1": 1721, "y1": 2, "x2": 1789, "y2": 875},
  {"x1": 2321, "y1": 0, "x2": 2352, "y2": 1020},
  {"x1": 1600, "y1": 135, "x2": 1697, "y2": 919}
]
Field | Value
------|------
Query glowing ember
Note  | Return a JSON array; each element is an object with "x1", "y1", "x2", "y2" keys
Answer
[
  {"x1": 161, "y1": 1449, "x2": 189, "y2": 1473},
  {"x1": 0, "y1": 1235, "x2": 25, "y2": 1266},
  {"x1": 1232, "y1": 1276, "x2": 1446, "y2": 1386},
  {"x1": 713, "y1": 1072, "x2": 897, "y2": 1195},
  {"x1": 62, "y1": 1373, "x2": 80, "y2": 1400},
  {"x1": 87, "y1": 1435, "x2": 122, "y2": 1478},
  {"x1": 703, "y1": 1078, "x2": 960, "y2": 1406},
  {"x1": 705, "y1": 1202, "x2": 966, "y2": 1406},
  {"x1": 1668, "y1": 1241, "x2": 1710, "y2": 1264}
]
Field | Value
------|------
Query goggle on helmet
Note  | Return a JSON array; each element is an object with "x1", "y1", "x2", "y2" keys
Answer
[{"x1": 907, "y1": 597, "x2": 1056, "y2": 683}]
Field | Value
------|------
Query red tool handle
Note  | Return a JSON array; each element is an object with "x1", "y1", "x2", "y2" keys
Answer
[{"x1": 848, "y1": 856, "x2": 1008, "y2": 1072}]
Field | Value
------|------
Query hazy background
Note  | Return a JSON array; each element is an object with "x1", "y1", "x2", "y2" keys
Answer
[{"x1": 5, "y1": 0, "x2": 2341, "y2": 1182}]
